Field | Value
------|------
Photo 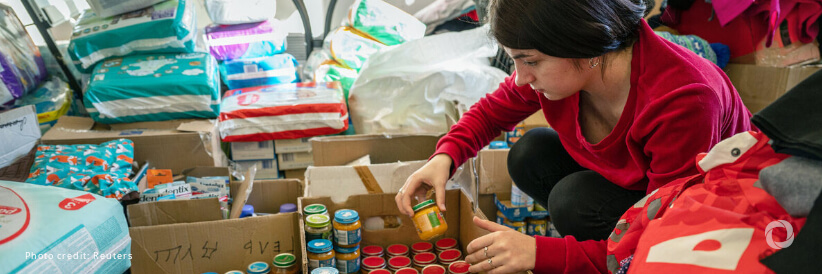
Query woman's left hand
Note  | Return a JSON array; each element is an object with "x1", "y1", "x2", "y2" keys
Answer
[{"x1": 465, "y1": 216, "x2": 536, "y2": 274}]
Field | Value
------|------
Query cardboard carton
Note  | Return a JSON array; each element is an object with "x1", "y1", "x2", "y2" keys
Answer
[
  {"x1": 274, "y1": 138, "x2": 313, "y2": 153},
  {"x1": 229, "y1": 179, "x2": 303, "y2": 214},
  {"x1": 41, "y1": 116, "x2": 226, "y2": 174},
  {"x1": 0, "y1": 106, "x2": 40, "y2": 169},
  {"x1": 475, "y1": 148, "x2": 512, "y2": 195},
  {"x1": 278, "y1": 151, "x2": 314, "y2": 170},
  {"x1": 284, "y1": 168, "x2": 307, "y2": 181},
  {"x1": 230, "y1": 141, "x2": 275, "y2": 161},
  {"x1": 305, "y1": 161, "x2": 426, "y2": 203},
  {"x1": 237, "y1": 159, "x2": 283, "y2": 179},
  {"x1": 725, "y1": 64, "x2": 822, "y2": 113},
  {"x1": 310, "y1": 134, "x2": 440, "y2": 167}
]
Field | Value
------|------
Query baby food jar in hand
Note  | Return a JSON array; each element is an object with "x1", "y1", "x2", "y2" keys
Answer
[
  {"x1": 308, "y1": 239, "x2": 336, "y2": 271},
  {"x1": 333, "y1": 209, "x2": 362, "y2": 248},
  {"x1": 412, "y1": 200, "x2": 447, "y2": 240},
  {"x1": 273, "y1": 253, "x2": 300, "y2": 274}
]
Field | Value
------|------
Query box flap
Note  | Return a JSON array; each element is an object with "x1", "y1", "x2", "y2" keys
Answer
[
  {"x1": 310, "y1": 134, "x2": 440, "y2": 166},
  {"x1": 476, "y1": 149, "x2": 513, "y2": 194},
  {"x1": 177, "y1": 120, "x2": 216, "y2": 133},
  {"x1": 50, "y1": 115, "x2": 95, "y2": 131},
  {"x1": 229, "y1": 169, "x2": 255, "y2": 219},
  {"x1": 127, "y1": 198, "x2": 223, "y2": 227},
  {"x1": 182, "y1": 167, "x2": 230, "y2": 178},
  {"x1": 229, "y1": 179, "x2": 303, "y2": 214},
  {"x1": 305, "y1": 160, "x2": 426, "y2": 203}
]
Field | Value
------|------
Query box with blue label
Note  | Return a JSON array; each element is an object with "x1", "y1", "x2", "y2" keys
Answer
[
  {"x1": 274, "y1": 138, "x2": 312, "y2": 153},
  {"x1": 494, "y1": 193, "x2": 549, "y2": 222},
  {"x1": 230, "y1": 141, "x2": 275, "y2": 161},
  {"x1": 236, "y1": 159, "x2": 282, "y2": 179}
]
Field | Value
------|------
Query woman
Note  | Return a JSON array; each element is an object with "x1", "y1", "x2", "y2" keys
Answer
[{"x1": 395, "y1": 0, "x2": 754, "y2": 273}]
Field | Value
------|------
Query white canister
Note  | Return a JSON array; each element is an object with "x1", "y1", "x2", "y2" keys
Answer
[{"x1": 511, "y1": 183, "x2": 534, "y2": 211}]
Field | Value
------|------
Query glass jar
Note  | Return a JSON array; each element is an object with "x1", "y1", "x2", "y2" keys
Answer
[
  {"x1": 411, "y1": 200, "x2": 448, "y2": 240},
  {"x1": 248, "y1": 261, "x2": 271, "y2": 274},
  {"x1": 434, "y1": 238, "x2": 457, "y2": 254},
  {"x1": 306, "y1": 214, "x2": 333, "y2": 243},
  {"x1": 335, "y1": 245, "x2": 361, "y2": 274},
  {"x1": 396, "y1": 268, "x2": 420, "y2": 274},
  {"x1": 388, "y1": 256, "x2": 412, "y2": 272},
  {"x1": 333, "y1": 209, "x2": 362, "y2": 248},
  {"x1": 273, "y1": 253, "x2": 300, "y2": 274},
  {"x1": 311, "y1": 267, "x2": 340, "y2": 274},
  {"x1": 361, "y1": 245, "x2": 384, "y2": 258},
  {"x1": 526, "y1": 218, "x2": 548, "y2": 236},
  {"x1": 447, "y1": 261, "x2": 470, "y2": 274},
  {"x1": 366, "y1": 269, "x2": 391, "y2": 274},
  {"x1": 504, "y1": 219, "x2": 527, "y2": 234},
  {"x1": 437, "y1": 249, "x2": 461, "y2": 265},
  {"x1": 225, "y1": 271, "x2": 244, "y2": 274},
  {"x1": 360, "y1": 256, "x2": 386, "y2": 274},
  {"x1": 307, "y1": 239, "x2": 336, "y2": 271},
  {"x1": 412, "y1": 252, "x2": 437, "y2": 271},
  {"x1": 421, "y1": 265, "x2": 446, "y2": 274},
  {"x1": 386, "y1": 244, "x2": 409, "y2": 258},
  {"x1": 411, "y1": 242, "x2": 433, "y2": 256},
  {"x1": 305, "y1": 204, "x2": 330, "y2": 217}
]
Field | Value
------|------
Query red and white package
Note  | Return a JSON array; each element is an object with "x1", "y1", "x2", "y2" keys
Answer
[{"x1": 219, "y1": 82, "x2": 349, "y2": 142}]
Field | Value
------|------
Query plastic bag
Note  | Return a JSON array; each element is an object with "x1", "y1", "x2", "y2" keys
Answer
[
  {"x1": 14, "y1": 77, "x2": 73, "y2": 134},
  {"x1": 86, "y1": 0, "x2": 165, "y2": 18},
  {"x1": 324, "y1": 26, "x2": 386, "y2": 72},
  {"x1": 314, "y1": 60, "x2": 358, "y2": 98},
  {"x1": 347, "y1": 0, "x2": 426, "y2": 46},
  {"x1": 0, "y1": 4, "x2": 47, "y2": 104},
  {"x1": 220, "y1": 53, "x2": 300, "y2": 90},
  {"x1": 413, "y1": 0, "x2": 475, "y2": 34},
  {"x1": 205, "y1": 0, "x2": 275, "y2": 25},
  {"x1": 206, "y1": 20, "x2": 288, "y2": 61},
  {"x1": 348, "y1": 25, "x2": 508, "y2": 134},
  {"x1": 302, "y1": 48, "x2": 333, "y2": 81}
]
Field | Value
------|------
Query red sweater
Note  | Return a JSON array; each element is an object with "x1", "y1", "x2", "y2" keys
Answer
[{"x1": 433, "y1": 20, "x2": 753, "y2": 273}]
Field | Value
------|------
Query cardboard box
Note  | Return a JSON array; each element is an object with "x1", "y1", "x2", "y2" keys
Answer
[
  {"x1": 278, "y1": 151, "x2": 314, "y2": 170},
  {"x1": 274, "y1": 138, "x2": 313, "y2": 153},
  {"x1": 725, "y1": 64, "x2": 822, "y2": 113},
  {"x1": 310, "y1": 134, "x2": 440, "y2": 167},
  {"x1": 229, "y1": 179, "x2": 303, "y2": 214},
  {"x1": 237, "y1": 159, "x2": 283, "y2": 179},
  {"x1": 284, "y1": 168, "x2": 306, "y2": 181},
  {"x1": 522, "y1": 110, "x2": 549, "y2": 132},
  {"x1": 475, "y1": 148, "x2": 512, "y2": 195},
  {"x1": 230, "y1": 141, "x2": 275, "y2": 161},
  {"x1": 0, "y1": 106, "x2": 40, "y2": 169},
  {"x1": 41, "y1": 116, "x2": 226, "y2": 174},
  {"x1": 298, "y1": 189, "x2": 490, "y2": 271},
  {"x1": 305, "y1": 161, "x2": 426, "y2": 203}
]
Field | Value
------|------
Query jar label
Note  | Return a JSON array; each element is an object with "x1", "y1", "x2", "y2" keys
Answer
[
  {"x1": 309, "y1": 257, "x2": 336, "y2": 270},
  {"x1": 527, "y1": 223, "x2": 546, "y2": 236},
  {"x1": 306, "y1": 230, "x2": 333, "y2": 243},
  {"x1": 336, "y1": 258, "x2": 361, "y2": 273},
  {"x1": 333, "y1": 228, "x2": 361, "y2": 246},
  {"x1": 427, "y1": 212, "x2": 441, "y2": 227}
]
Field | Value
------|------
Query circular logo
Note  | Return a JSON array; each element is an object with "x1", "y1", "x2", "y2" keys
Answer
[{"x1": 765, "y1": 220, "x2": 794, "y2": 249}]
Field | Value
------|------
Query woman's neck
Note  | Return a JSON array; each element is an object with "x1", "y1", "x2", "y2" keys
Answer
[{"x1": 580, "y1": 45, "x2": 634, "y2": 112}]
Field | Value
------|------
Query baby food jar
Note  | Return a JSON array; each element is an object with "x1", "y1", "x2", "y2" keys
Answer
[
  {"x1": 387, "y1": 244, "x2": 409, "y2": 258},
  {"x1": 333, "y1": 209, "x2": 362, "y2": 248},
  {"x1": 273, "y1": 253, "x2": 300, "y2": 274},
  {"x1": 421, "y1": 265, "x2": 447, "y2": 274},
  {"x1": 312, "y1": 267, "x2": 340, "y2": 274},
  {"x1": 305, "y1": 204, "x2": 330, "y2": 217},
  {"x1": 360, "y1": 256, "x2": 386, "y2": 274},
  {"x1": 225, "y1": 271, "x2": 244, "y2": 274},
  {"x1": 412, "y1": 200, "x2": 448, "y2": 240},
  {"x1": 361, "y1": 245, "x2": 384, "y2": 258},
  {"x1": 504, "y1": 219, "x2": 526, "y2": 234},
  {"x1": 388, "y1": 256, "x2": 412, "y2": 272},
  {"x1": 248, "y1": 261, "x2": 270, "y2": 274},
  {"x1": 412, "y1": 252, "x2": 437, "y2": 271},
  {"x1": 411, "y1": 242, "x2": 434, "y2": 256},
  {"x1": 447, "y1": 261, "x2": 470, "y2": 274},
  {"x1": 526, "y1": 218, "x2": 547, "y2": 236},
  {"x1": 396, "y1": 268, "x2": 420, "y2": 274},
  {"x1": 495, "y1": 211, "x2": 506, "y2": 225},
  {"x1": 335, "y1": 245, "x2": 361, "y2": 274},
  {"x1": 366, "y1": 269, "x2": 391, "y2": 274},
  {"x1": 306, "y1": 214, "x2": 334, "y2": 243},
  {"x1": 437, "y1": 249, "x2": 461, "y2": 265},
  {"x1": 434, "y1": 238, "x2": 457, "y2": 254},
  {"x1": 307, "y1": 239, "x2": 336, "y2": 271}
]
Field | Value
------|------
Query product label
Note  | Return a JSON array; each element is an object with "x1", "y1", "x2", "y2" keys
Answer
[
  {"x1": 306, "y1": 231, "x2": 333, "y2": 243},
  {"x1": 309, "y1": 257, "x2": 336, "y2": 269},
  {"x1": 527, "y1": 223, "x2": 547, "y2": 236},
  {"x1": 427, "y1": 212, "x2": 442, "y2": 228},
  {"x1": 337, "y1": 257, "x2": 360, "y2": 274},
  {"x1": 333, "y1": 228, "x2": 361, "y2": 246}
]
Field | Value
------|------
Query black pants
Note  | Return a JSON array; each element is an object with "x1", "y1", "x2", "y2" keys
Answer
[{"x1": 507, "y1": 128, "x2": 646, "y2": 241}]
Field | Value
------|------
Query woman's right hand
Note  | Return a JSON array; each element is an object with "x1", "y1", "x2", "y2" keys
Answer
[{"x1": 395, "y1": 153, "x2": 453, "y2": 217}]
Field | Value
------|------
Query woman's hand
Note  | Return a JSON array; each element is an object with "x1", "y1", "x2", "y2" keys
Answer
[
  {"x1": 465, "y1": 217, "x2": 536, "y2": 274},
  {"x1": 395, "y1": 154, "x2": 452, "y2": 217}
]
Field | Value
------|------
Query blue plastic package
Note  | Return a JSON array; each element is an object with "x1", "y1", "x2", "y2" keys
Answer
[{"x1": 220, "y1": 54, "x2": 299, "y2": 89}]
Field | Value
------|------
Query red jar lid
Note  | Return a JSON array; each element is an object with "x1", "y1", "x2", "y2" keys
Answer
[
  {"x1": 387, "y1": 244, "x2": 410, "y2": 255},
  {"x1": 448, "y1": 261, "x2": 470, "y2": 274},
  {"x1": 412, "y1": 242, "x2": 434, "y2": 253},
  {"x1": 438, "y1": 249, "x2": 462, "y2": 262},
  {"x1": 368, "y1": 269, "x2": 392, "y2": 274},
  {"x1": 413, "y1": 252, "x2": 437, "y2": 264},
  {"x1": 388, "y1": 256, "x2": 412, "y2": 268},
  {"x1": 435, "y1": 238, "x2": 457, "y2": 250},
  {"x1": 395, "y1": 268, "x2": 419, "y2": 274},
  {"x1": 422, "y1": 265, "x2": 447, "y2": 274},
  {"x1": 362, "y1": 245, "x2": 384, "y2": 256},
  {"x1": 362, "y1": 256, "x2": 386, "y2": 268}
]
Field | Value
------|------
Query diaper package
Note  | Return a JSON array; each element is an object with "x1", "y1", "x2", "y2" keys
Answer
[
  {"x1": 347, "y1": 0, "x2": 426, "y2": 46},
  {"x1": 25, "y1": 139, "x2": 137, "y2": 200},
  {"x1": 220, "y1": 53, "x2": 300, "y2": 90},
  {"x1": 206, "y1": 20, "x2": 287, "y2": 61},
  {"x1": 13, "y1": 77, "x2": 73, "y2": 134},
  {"x1": 68, "y1": 0, "x2": 197, "y2": 72},
  {"x1": 205, "y1": 0, "x2": 276, "y2": 25},
  {"x1": 84, "y1": 52, "x2": 220, "y2": 124},
  {"x1": 325, "y1": 27, "x2": 386, "y2": 71},
  {"x1": 0, "y1": 3, "x2": 47, "y2": 105},
  {"x1": 219, "y1": 82, "x2": 349, "y2": 142},
  {"x1": 314, "y1": 60, "x2": 358, "y2": 97},
  {"x1": 86, "y1": 0, "x2": 166, "y2": 18},
  {"x1": 0, "y1": 180, "x2": 131, "y2": 274}
]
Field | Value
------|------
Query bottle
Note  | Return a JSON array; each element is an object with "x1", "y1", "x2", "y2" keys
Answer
[
  {"x1": 305, "y1": 214, "x2": 333, "y2": 243},
  {"x1": 335, "y1": 245, "x2": 361, "y2": 274},
  {"x1": 307, "y1": 239, "x2": 336, "y2": 271},
  {"x1": 273, "y1": 253, "x2": 300, "y2": 274},
  {"x1": 411, "y1": 200, "x2": 448, "y2": 240},
  {"x1": 332, "y1": 209, "x2": 362, "y2": 248}
]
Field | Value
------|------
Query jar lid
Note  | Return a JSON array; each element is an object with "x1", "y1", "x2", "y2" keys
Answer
[
  {"x1": 422, "y1": 265, "x2": 446, "y2": 274},
  {"x1": 307, "y1": 239, "x2": 333, "y2": 253},
  {"x1": 412, "y1": 200, "x2": 436, "y2": 212},
  {"x1": 334, "y1": 209, "x2": 360, "y2": 224},
  {"x1": 435, "y1": 238, "x2": 457, "y2": 250},
  {"x1": 304, "y1": 204, "x2": 328, "y2": 215},
  {"x1": 448, "y1": 261, "x2": 470, "y2": 274},
  {"x1": 280, "y1": 203, "x2": 297, "y2": 213},
  {"x1": 306, "y1": 214, "x2": 331, "y2": 227},
  {"x1": 362, "y1": 245, "x2": 384, "y2": 256},
  {"x1": 396, "y1": 268, "x2": 420, "y2": 274},
  {"x1": 438, "y1": 249, "x2": 461, "y2": 262},
  {"x1": 311, "y1": 267, "x2": 340, "y2": 274},
  {"x1": 388, "y1": 256, "x2": 412, "y2": 268},
  {"x1": 241, "y1": 204, "x2": 255, "y2": 218},
  {"x1": 273, "y1": 253, "x2": 296, "y2": 268},
  {"x1": 489, "y1": 141, "x2": 508, "y2": 149},
  {"x1": 411, "y1": 242, "x2": 433, "y2": 252},
  {"x1": 413, "y1": 252, "x2": 437, "y2": 264},
  {"x1": 247, "y1": 261, "x2": 270, "y2": 274},
  {"x1": 368, "y1": 269, "x2": 392, "y2": 274},
  {"x1": 335, "y1": 245, "x2": 360, "y2": 254},
  {"x1": 225, "y1": 271, "x2": 244, "y2": 274},
  {"x1": 362, "y1": 256, "x2": 386, "y2": 268},
  {"x1": 387, "y1": 244, "x2": 409, "y2": 255}
]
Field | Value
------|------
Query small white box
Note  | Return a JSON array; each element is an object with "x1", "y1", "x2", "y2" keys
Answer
[
  {"x1": 237, "y1": 159, "x2": 282, "y2": 179},
  {"x1": 277, "y1": 151, "x2": 313, "y2": 170},
  {"x1": 231, "y1": 141, "x2": 275, "y2": 161},
  {"x1": 274, "y1": 138, "x2": 312, "y2": 153}
]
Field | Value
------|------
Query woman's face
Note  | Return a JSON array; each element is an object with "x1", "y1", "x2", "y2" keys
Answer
[{"x1": 504, "y1": 47, "x2": 590, "y2": 100}]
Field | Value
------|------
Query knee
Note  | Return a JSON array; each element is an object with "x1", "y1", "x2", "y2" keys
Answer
[{"x1": 507, "y1": 128, "x2": 559, "y2": 184}]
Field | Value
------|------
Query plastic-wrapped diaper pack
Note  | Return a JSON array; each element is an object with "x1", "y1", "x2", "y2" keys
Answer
[
  {"x1": 314, "y1": 60, "x2": 358, "y2": 97},
  {"x1": 0, "y1": 4, "x2": 47, "y2": 105},
  {"x1": 206, "y1": 20, "x2": 288, "y2": 61},
  {"x1": 25, "y1": 139, "x2": 137, "y2": 200},
  {"x1": 84, "y1": 52, "x2": 220, "y2": 124},
  {"x1": 219, "y1": 82, "x2": 349, "y2": 142},
  {"x1": 86, "y1": 0, "x2": 165, "y2": 18},
  {"x1": 13, "y1": 77, "x2": 73, "y2": 134},
  {"x1": 325, "y1": 27, "x2": 386, "y2": 71},
  {"x1": 0, "y1": 180, "x2": 131, "y2": 274},
  {"x1": 205, "y1": 0, "x2": 276, "y2": 25},
  {"x1": 347, "y1": 0, "x2": 426, "y2": 46},
  {"x1": 220, "y1": 53, "x2": 300, "y2": 90},
  {"x1": 68, "y1": 0, "x2": 197, "y2": 72}
]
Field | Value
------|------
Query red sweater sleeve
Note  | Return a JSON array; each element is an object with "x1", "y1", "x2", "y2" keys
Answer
[
  {"x1": 433, "y1": 72, "x2": 542, "y2": 173},
  {"x1": 534, "y1": 236, "x2": 608, "y2": 274}
]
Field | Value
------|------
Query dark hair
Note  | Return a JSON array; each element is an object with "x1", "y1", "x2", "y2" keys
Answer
[{"x1": 488, "y1": 0, "x2": 646, "y2": 59}]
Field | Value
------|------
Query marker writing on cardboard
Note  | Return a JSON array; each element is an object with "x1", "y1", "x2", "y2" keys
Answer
[
  {"x1": 244, "y1": 240, "x2": 285, "y2": 255},
  {"x1": 153, "y1": 241, "x2": 218, "y2": 263}
]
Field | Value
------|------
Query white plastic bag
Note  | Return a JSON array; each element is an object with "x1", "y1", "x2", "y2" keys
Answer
[
  {"x1": 205, "y1": 0, "x2": 276, "y2": 25},
  {"x1": 348, "y1": 25, "x2": 508, "y2": 135},
  {"x1": 414, "y1": 0, "x2": 475, "y2": 34},
  {"x1": 86, "y1": 0, "x2": 165, "y2": 18}
]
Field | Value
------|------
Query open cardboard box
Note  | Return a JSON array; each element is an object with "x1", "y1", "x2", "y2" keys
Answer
[
  {"x1": 474, "y1": 148, "x2": 512, "y2": 195},
  {"x1": 298, "y1": 189, "x2": 491, "y2": 273},
  {"x1": 725, "y1": 64, "x2": 821, "y2": 113},
  {"x1": 41, "y1": 116, "x2": 226, "y2": 174},
  {"x1": 310, "y1": 134, "x2": 441, "y2": 167}
]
